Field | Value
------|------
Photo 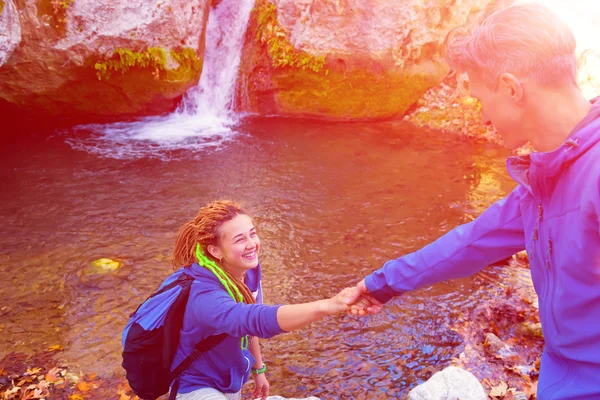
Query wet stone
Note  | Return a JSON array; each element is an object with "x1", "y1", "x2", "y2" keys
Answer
[
  {"x1": 83, "y1": 258, "x2": 121, "y2": 275},
  {"x1": 408, "y1": 366, "x2": 487, "y2": 400}
]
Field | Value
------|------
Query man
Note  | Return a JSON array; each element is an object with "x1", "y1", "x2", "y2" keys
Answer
[{"x1": 347, "y1": 3, "x2": 600, "y2": 398}]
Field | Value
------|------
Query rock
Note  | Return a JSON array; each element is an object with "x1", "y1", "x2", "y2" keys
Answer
[
  {"x1": 85, "y1": 258, "x2": 121, "y2": 274},
  {"x1": 483, "y1": 332, "x2": 519, "y2": 362},
  {"x1": 408, "y1": 366, "x2": 487, "y2": 400},
  {"x1": 0, "y1": 0, "x2": 211, "y2": 120},
  {"x1": 237, "y1": 0, "x2": 494, "y2": 120},
  {"x1": 516, "y1": 321, "x2": 543, "y2": 338}
]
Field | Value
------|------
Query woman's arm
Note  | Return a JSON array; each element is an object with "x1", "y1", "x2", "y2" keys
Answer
[
  {"x1": 191, "y1": 286, "x2": 361, "y2": 338},
  {"x1": 276, "y1": 288, "x2": 355, "y2": 332},
  {"x1": 249, "y1": 336, "x2": 269, "y2": 400}
]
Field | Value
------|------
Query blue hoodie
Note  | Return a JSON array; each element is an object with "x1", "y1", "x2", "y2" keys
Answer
[
  {"x1": 172, "y1": 263, "x2": 284, "y2": 394},
  {"x1": 365, "y1": 99, "x2": 600, "y2": 399}
]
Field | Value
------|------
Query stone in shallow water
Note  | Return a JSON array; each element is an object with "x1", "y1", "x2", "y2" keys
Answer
[
  {"x1": 85, "y1": 258, "x2": 121, "y2": 274},
  {"x1": 408, "y1": 366, "x2": 486, "y2": 400}
]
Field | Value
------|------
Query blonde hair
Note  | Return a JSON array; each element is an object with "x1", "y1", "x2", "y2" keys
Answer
[
  {"x1": 172, "y1": 200, "x2": 256, "y2": 304},
  {"x1": 444, "y1": 3, "x2": 577, "y2": 87}
]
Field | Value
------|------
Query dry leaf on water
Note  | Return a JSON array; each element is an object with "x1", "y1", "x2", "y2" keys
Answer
[
  {"x1": 45, "y1": 367, "x2": 62, "y2": 383},
  {"x1": 76, "y1": 381, "x2": 95, "y2": 392},
  {"x1": 25, "y1": 368, "x2": 42, "y2": 375},
  {"x1": 490, "y1": 381, "x2": 509, "y2": 397},
  {"x1": 489, "y1": 381, "x2": 519, "y2": 399}
]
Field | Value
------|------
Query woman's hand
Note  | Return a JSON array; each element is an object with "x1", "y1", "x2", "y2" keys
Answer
[
  {"x1": 251, "y1": 372, "x2": 269, "y2": 400},
  {"x1": 346, "y1": 279, "x2": 384, "y2": 316},
  {"x1": 325, "y1": 287, "x2": 369, "y2": 315}
]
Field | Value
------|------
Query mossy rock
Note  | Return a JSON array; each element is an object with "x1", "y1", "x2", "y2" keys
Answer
[{"x1": 83, "y1": 258, "x2": 121, "y2": 275}]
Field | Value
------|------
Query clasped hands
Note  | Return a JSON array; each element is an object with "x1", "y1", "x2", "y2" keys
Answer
[{"x1": 335, "y1": 279, "x2": 384, "y2": 316}]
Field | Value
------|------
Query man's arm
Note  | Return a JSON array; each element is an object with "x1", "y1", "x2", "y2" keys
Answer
[{"x1": 351, "y1": 186, "x2": 526, "y2": 307}]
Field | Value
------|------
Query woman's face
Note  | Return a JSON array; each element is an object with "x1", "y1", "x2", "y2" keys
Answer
[{"x1": 213, "y1": 214, "x2": 260, "y2": 278}]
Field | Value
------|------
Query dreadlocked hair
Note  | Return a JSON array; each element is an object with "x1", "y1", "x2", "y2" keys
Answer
[{"x1": 172, "y1": 200, "x2": 256, "y2": 305}]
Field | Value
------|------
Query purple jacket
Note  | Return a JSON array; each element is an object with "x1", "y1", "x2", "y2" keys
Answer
[
  {"x1": 172, "y1": 263, "x2": 283, "y2": 394},
  {"x1": 365, "y1": 100, "x2": 600, "y2": 399}
]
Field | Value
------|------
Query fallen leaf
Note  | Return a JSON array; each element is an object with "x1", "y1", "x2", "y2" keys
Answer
[
  {"x1": 490, "y1": 381, "x2": 509, "y2": 397},
  {"x1": 45, "y1": 367, "x2": 61, "y2": 384},
  {"x1": 26, "y1": 368, "x2": 42, "y2": 375},
  {"x1": 69, "y1": 395, "x2": 85, "y2": 400},
  {"x1": 48, "y1": 344, "x2": 63, "y2": 352},
  {"x1": 65, "y1": 372, "x2": 80, "y2": 383},
  {"x1": 524, "y1": 380, "x2": 538, "y2": 398},
  {"x1": 17, "y1": 376, "x2": 34, "y2": 386},
  {"x1": 76, "y1": 381, "x2": 94, "y2": 392},
  {"x1": 5, "y1": 386, "x2": 21, "y2": 395}
]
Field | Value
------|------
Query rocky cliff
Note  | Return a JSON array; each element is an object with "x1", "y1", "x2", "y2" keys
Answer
[{"x1": 236, "y1": 0, "x2": 492, "y2": 120}]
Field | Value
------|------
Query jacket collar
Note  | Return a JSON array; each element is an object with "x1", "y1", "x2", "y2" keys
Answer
[{"x1": 507, "y1": 97, "x2": 600, "y2": 195}]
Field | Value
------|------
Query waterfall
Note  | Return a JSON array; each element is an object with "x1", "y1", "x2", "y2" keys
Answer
[
  {"x1": 68, "y1": 0, "x2": 256, "y2": 159},
  {"x1": 179, "y1": 0, "x2": 255, "y2": 120}
]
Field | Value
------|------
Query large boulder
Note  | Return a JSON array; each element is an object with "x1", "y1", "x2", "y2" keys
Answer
[
  {"x1": 408, "y1": 366, "x2": 487, "y2": 400},
  {"x1": 0, "y1": 0, "x2": 211, "y2": 120},
  {"x1": 236, "y1": 0, "x2": 492, "y2": 120}
]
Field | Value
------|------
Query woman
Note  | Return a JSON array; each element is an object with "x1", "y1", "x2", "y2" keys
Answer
[{"x1": 170, "y1": 200, "x2": 364, "y2": 400}]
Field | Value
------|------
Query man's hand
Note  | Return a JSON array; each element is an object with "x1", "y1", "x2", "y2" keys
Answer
[
  {"x1": 251, "y1": 372, "x2": 269, "y2": 400},
  {"x1": 346, "y1": 279, "x2": 384, "y2": 316}
]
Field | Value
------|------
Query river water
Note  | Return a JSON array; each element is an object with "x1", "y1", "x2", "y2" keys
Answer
[{"x1": 0, "y1": 116, "x2": 537, "y2": 398}]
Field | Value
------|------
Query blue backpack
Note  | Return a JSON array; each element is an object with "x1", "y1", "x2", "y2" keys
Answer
[{"x1": 121, "y1": 269, "x2": 226, "y2": 400}]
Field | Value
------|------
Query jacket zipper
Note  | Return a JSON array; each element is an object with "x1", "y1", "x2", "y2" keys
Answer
[
  {"x1": 547, "y1": 238, "x2": 562, "y2": 336},
  {"x1": 536, "y1": 204, "x2": 554, "y2": 342}
]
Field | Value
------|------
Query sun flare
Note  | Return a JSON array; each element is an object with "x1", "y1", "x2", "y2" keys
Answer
[{"x1": 534, "y1": 0, "x2": 600, "y2": 98}]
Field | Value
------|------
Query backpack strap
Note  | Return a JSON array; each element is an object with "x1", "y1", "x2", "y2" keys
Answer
[{"x1": 168, "y1": 333, "x2": 227, "y2": 400}]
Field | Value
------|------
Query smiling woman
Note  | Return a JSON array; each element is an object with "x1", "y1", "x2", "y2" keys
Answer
[{"x1": 148, "y1": 200, "x2": 370, "y2": 400}]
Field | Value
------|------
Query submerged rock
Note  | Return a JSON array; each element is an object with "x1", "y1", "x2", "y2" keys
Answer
[
  {"x1": 408, "y1": 366, "x2": 487, "y2": 400},
  {"x1": 85, "y1": 258, "x2": 121, "y2": 274},
  {"x1": 0, "y1": 0, "x2": 211, "y2": 120},
  {"x1": 237, "y1": 0, "x2": 494, "y2": 120}
]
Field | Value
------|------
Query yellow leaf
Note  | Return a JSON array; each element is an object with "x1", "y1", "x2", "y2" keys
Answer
[
  {"x1": 76, "y1": 380, "x2": 97, "y2": 392},
  {"x1": 490, "y1": 381, "x2": 509, "y2": 397},
  {"x1": 48, "y1": 344, "x2": 63, "y2": 352},
  {"x1": 69, "y1": 395, "x2": 85, "y2": 400},
  {"x1": 26, "y1": 368, "x2": 43, "y2": 375}
]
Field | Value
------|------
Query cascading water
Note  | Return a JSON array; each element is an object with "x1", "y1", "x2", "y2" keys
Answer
[{"x1": 68, "y1": 0, "x2": 256, "y2": 159}]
